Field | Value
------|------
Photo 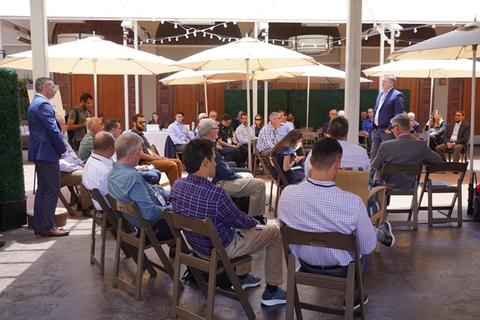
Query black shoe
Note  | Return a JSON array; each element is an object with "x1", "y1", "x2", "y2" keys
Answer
[
  {"x1": 343, "y1": 292, "x2": 369, "y2": 311},
  {"x1": 378, "y1": 221, "x2": 395, "y2": 248},
  {"x1": 253, "y1": 215, "x2": 267, "y2": 225}
]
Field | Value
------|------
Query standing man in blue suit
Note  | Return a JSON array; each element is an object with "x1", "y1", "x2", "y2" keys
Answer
[
  {"x1": 28, "y1": 77, "x2": 69, "y2": 237},
  {"x1": 370, "y1": 74, "x2": 405, "y2": 161}
]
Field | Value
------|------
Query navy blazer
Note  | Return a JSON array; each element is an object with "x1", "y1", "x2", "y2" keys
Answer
[
  {"x1": 27, "y1": 95, "x2": 66, "y2": 163},
  {"x1": 373, "y1": 89, "x2": 405, "y2": 129}
]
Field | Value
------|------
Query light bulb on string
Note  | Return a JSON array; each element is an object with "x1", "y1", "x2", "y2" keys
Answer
[
  {"x1": 210, "y1": 34, "x2": 213, "y2": 39},
  {"x1": 161, "y1": 19, "x2": 164, "y2": 24},
  {"x1": 168, "y1": 37, "x2": 171, "y2": 42},
  {"x1": 203, "y1": 32, "x2": 206, "y2": 37},
  {"x1": 223, "y1": 23, "x2": 227, "y2": 28},
  {"x1": 414, "y1": 27, "x2": 417, "y2": 33},
  {"x1": 432, "y1": 24, "x2": 436, "y2": 29},
  {"x1": 175, "y1": 37, "x2": 179, "y2": 41},
  {"x1": 174, "y1": 23, "x2": 178, "y2": 29}
]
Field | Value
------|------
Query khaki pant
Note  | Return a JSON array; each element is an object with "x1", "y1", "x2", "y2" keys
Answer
[
  {"x1": 435, "y1": 143, "x2": 464, "y2": 162},
  {"x1": 60, "y1": 170, "x2": 91, "y2": 208},
  {"x1": 217, "y1": 178, "x2": 266, "y2": 216},
  {"x1": 147, "y1": 158, "x2": 182, "y2": 185},
  {"x1": 225, "y1": 224, "x2": 283, "y2": 286}
]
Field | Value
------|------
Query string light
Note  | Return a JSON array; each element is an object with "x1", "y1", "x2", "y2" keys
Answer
[
  {"x1": 223, "y1": 23, "x2": 227, "y2": 28},
  {"x1": 414, "y1": 27, "x2": 417, "y2": 33},
  {"x1": 174, "y1": 23, "x2": 178, "y2": 29},
  {"x1": 432, "y1": 24, "x2": 436, "y2": 29}
]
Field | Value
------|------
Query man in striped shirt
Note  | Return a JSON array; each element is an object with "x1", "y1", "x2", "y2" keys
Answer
[{"x1": 278, "y1": 137, "x2": 394, "y2": 309}]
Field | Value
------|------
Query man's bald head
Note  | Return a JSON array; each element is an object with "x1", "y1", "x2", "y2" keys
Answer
[{"x1": 93, "y1": 131, "x2": 115, "y2": 158}]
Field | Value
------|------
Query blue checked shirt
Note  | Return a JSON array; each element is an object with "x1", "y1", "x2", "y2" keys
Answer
[
  {"x1": 256, "y1": 122, "x2": 279, "y2": 155},
  {"x1": 171, "y1": 174, "x2": 257, "y2": 255},
  {"x1": 278, "y1": 178, "x2": 377, "y2": 266},
  {"x1": 277, "y1": 122, "x2": 294, "y2": 140}
]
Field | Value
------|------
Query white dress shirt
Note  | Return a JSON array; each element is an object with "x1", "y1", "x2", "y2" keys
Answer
[
  {"x1": 234, "y1": 123, "x2": 254, "y2": 144},
  {"x1": 82, "y1": 153, "x2": 114, "y2": 210},
  {"x1": 450, "y1": 121, "x2": 462, "y2": 142},
  {"x1": 304, "y1": 140, "x2": 371, "y2": 176},
  {"x1": 59, "y1": 140, "x2": 83, "y2": 173},
  {"x1": 373, "y1": 88, "x2": 391, "y2": 126}
]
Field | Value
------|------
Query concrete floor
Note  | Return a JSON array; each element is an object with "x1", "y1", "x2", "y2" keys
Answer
[{"x1": 2, "y1": 160, "x2": 480, "y2": 319}]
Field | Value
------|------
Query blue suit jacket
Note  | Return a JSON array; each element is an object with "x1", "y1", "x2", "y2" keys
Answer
[
  {"x1": 27, "y1": 95, "x2": 66, "y2": 163},
  {"x1": 374, "y1": 89, "x2": 405, "y2": 129}
]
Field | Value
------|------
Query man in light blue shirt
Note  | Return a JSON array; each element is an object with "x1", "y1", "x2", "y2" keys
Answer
[
  {"x1": 166, "y1": 112, "x2": 195, "y2": 152},
  {"x1": 108, "y1": 132, "x2": 173, "y2": 241},
  {"x1": 277, "y1": 110, "x2": 294, "y2": 140}
]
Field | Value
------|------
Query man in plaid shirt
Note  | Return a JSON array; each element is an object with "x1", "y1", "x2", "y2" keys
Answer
[{"x1": 171, "y1": 139, "x2": 287, "y2": 307}]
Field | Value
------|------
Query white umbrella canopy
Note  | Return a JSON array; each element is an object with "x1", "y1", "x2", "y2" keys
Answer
[
  {"x1": 0, "y1": 36, "x2": 179, "y2": 75},
  {"x1": 175, "y1": 37, "x2": 318, "y2": 170},
  {"x1": 363, "y1": 59, "x2": 480, "y2": 78},
  {"x1": 388, "y1": 22, "x2": 480, "y2": 215}
]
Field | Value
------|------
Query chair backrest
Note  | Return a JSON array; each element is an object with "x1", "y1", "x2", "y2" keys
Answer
[
  {"x1": 164, "y1": 135, "x2": 177, "y2": 158},
  {"x1": 113, "y1": 199, "x2": 145, "y2": 222},
  {"x1": 252, "y1": 139, "x2": 274, "y2": 180},
  {"x1": 335, "y1": 169, "x2": 369, "y2": 206},
  {"x1": 87, "y1": 188, "x2": 111, "y2": 212},
  {"x1": 381, "y1": 163, "x2": 423, "y2": 176},
  {"x1": 380, "y1": 163, "x2": 423, "y2": 189},
  {"x1": 425, "y1": 161, "x2": 468, "y2": 184},
  {"x1": 280, "y1": 223, "x2": 359, "y2": 259},
  {"x1": 268, "y1": 155, "x2": 290, "y2": 187}
]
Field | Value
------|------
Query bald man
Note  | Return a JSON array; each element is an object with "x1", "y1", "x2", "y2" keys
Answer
[{"x1": 78, "y1": 117, "x2": 104, "y2": 162}]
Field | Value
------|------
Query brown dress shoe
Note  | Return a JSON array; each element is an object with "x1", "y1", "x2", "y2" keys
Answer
[{"x1": 39, "y1": 228, "x2": 70, "y2": 237}]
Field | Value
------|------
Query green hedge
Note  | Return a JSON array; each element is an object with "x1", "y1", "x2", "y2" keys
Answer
[
  {"x1": 0, "y1": 69, "x2": 25, "y2": 202},
  {"x1": 225, "y1": 88, "x2": 410, "y2": 128}
]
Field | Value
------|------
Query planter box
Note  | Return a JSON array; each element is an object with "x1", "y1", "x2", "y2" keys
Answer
[{"x1": 0, "y1": 199, "x2": 27, "y2": 231}]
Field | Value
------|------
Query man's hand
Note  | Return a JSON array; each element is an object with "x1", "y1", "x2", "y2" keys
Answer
[
  {"x1": 447, "y1": 142, "x2": 455, "y2": 149},
  {"x1": 384, "y1": 128, "x2": 392, "y2": 134},
  {"x1": 295, "y1": 155, "x2": 305, "y2": 162},
  {"x1": 136, "y1": 165, "x2": 149, "y2": 171}
]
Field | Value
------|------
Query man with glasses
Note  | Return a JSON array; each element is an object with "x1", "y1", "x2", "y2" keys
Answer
[
  {"x1": 131, "y1": 113, "x2": 182, "y2": 186},
  {"x1": 78, "y1": 117, "x2": 104, "y2": 162},
  {"x1": 371, "y1": 113, "x2": 441, "y2": 189},
  {"x1": 257, "y1": 112, "x2": 282, "y2": 155}
]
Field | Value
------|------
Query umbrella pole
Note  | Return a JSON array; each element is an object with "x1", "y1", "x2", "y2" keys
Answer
[
  {"x1": 93, "y1": 61, "x2": 98, "y2": 116},
  {"x1": 427, "y1": 77, "x2": 434, "y2": 146},
  {"x1": 468, "y1": 45, "x2": 477, "y2": 216},
  {"x1": 246, "y1": 59, "x2": 252, "y2": 171},
  {"x1": 203, "y1": 76, "x2": 208, "y2": 114},
  {"x1": 306, "y1": 75, "x2": 311, "y2": 129}
]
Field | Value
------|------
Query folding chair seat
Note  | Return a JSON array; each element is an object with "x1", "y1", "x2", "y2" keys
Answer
[
  {"x1": 109, "y1": 198, "x2": 176, "y2": 300},
  {"x1": 280, "y1": 223, "x2": 366, "y2": 320},
  {"x1": 252, "y1": 139, "x2": 275, "y2": 211},
  {"x1": 58, "y1": 184, "x2": 81, "y2": 216},
  {"x1": 164, "y1": 211, "x2": 255, "y2": 320},
  {"x1": 381, "y1": 164, "x2": 423, "y2": 230},
  {"x1": 418, "y1": 162, "x2": 467, "y2": 227}
]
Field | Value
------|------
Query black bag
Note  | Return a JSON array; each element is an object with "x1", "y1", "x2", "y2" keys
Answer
[
  {"x1": 472, "y1": 173, "x2": 480, "y2": 220},
  {"x1": 66, "y1": 108, "x2": 80, "y2": 146}
]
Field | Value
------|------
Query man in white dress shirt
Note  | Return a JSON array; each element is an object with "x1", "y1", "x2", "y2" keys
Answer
[
  {"x1": 234, "y1": 112, "x2": 254, "y2": 146},
  {"x1": 304, "y1": 116, "x2": 371, "y2": 176},
  {"x1": 82, "y1": 132, "x2": 116, "y2": 210},
  {"x1": 435, "y1": 111, "x2": 470, "y2": 162}
]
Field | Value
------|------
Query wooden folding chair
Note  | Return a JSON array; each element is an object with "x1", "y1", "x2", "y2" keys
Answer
[
  {"x1": 252, "y1": 139, "x2": 275, "y2": 210},
  {"x1": 83, "y1": 187, "x2": 111, "y2": 276},
  {"x1": 268, "y1": 155, "x2": 290, "y2": 215},
  {"x1": 164, "y1": 211, "x2": 255, "y2": 320},
  {"x1": 109, "y1": 198, "x2": 176, "y2": 300},
  {"x1": 418, "y1": 162, "x2": 467, "y2": 227},
  {"x1": 58, "y1": 184, "x2": 81, "y2": 216},
  {"x1": 381, "y1": 164, "x2": 423, "y2": 230},
  {"x1": 280, "y1": 223, "x2": 366, "y2": 320}
]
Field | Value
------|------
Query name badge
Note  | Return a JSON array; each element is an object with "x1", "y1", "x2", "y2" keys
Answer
[{"x1": 227, "y1": 138, "x2": 232, "y2": 144}]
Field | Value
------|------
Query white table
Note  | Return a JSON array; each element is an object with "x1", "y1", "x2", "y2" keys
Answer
[{"x1": 144, "y1": 131, "x2": 169, "y2": 157}]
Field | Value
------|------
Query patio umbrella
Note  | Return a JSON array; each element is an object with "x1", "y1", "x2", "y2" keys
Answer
[
  {"x1": 363, "y1": 59, "x2": 480, "y2": 145},
  {"x1": 388, "y1": 22, "x2": 480, "y2": 215},
  {"x1": 160, "y1": 69, "x2": 299, "y2": 114},
  {"x1": 270, "y1": 64, "x2": 372, "y2": 128},
  {"x1": 0, "y1": 36, "x2": 180, "y2": 116},
  {"x1": 175, "y1": 37, "x2": 317, "y2": 169}
]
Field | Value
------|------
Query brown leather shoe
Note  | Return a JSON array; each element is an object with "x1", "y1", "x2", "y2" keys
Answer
[{"x1": 39, "y1": 228, "x2": 70, "y2": 237}]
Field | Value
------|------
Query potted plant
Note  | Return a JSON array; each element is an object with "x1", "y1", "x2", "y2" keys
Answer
[{"x1": 0, "y1": 68, "x2": 27, "y2": 230}]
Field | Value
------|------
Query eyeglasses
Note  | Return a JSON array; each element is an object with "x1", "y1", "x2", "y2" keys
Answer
[
  {"x1": 255, "y1": 118, "x2": 261, "y2": 121},
  {"x1": 137, "y1": 121, "x2": 146, "y2": 125}
]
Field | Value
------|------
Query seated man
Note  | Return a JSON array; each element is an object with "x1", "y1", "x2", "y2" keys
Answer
[
  {"x1": 57, "y1": 116, "x2": 90, "y2": 215},
  {"x1": 108, "y1": 132, "x2": 173, "y2": 240},
  {"x1": 435, "y1": 110, "x2": 470, "y2": 162},
  {"x1": 257, "y1": 112, "x2": 282, "y2": 155},
  {"x1": 171, "y1": 139, "x2": 286, "y2": 306},
  {"x1": 131, "y1": 113, "x2": 182, "y2": 186},
  {"x1": 197, "y1": 119, "x2": 267, "y2": 220},
  {"x1": 372, "y1": 113, "x2": 442, "y2": 189},
  {"x1": 235, "y1": 112, "x2": 254, "y2": 146},
  {"x1": 277, "y1": 109, "x2": 294, "y2": 140},
  {"x1": 304, "y1": 116, "x2": 371, "y2": 176},
  {"x1": 218, "y1": 113, "x2": 247, "y2": 167},
  {"x1": 278, "y1": 137, "x2": 395, "y2": 309},
  {"x1": 321, "y1": 108, "x2": 338, "y2": 136},
  {"x1": 82, "y1": 131, "x2": 116, "y2": 210},
  {"x1": 167, "y1": 112, "x2": 195, "y2": 152},
  {"x1": 105, "y1": 117, "x2": 162, "y2": 185},
  {"x1": 408, "y1": 112, "x2": 422, "y2": 133},
  {"x1": 78, "y1": 117, "x2": 104, "y2": 162}
]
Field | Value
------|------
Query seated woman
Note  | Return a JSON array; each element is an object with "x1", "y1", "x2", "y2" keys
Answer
[
  {"x1": 148, "y1": 111, "x2": 165, "y2": 129},
  {"x1": 270, "y1": 129, "x2": 305, "y2": 184},
  {"x1": 424, "y1": 109, "x2": 447, "y2": 150}
]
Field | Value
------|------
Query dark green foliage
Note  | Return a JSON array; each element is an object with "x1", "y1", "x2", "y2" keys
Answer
[
  {"x1": 18, "y1": 77, "x2": 32, "y2": 121},
  {"x1": 225, "y1": 88, "x2": 410, "y2": 129},
  {"x1": 0, "y1": 69, "x2": 25, "y2": 202}
]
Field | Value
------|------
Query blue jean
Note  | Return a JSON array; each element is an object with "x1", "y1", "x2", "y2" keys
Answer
[{"x1": 140, "y1": 168, "x2": 162, "y2": 185}]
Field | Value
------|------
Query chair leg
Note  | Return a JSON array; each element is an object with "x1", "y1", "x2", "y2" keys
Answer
[
  {"x1": 205, "y1": 252, "x2": 218, "y2": 320},
  {"x1": 90, "y1": 217, "x2": 96, "y2": 266},
  {"x1": 286, "y1": 256, "x2": 299, "y2": 320},
  {"x1": 134, "y1": 229, "x2": 146, "y2": 301},
  {"x1": 345, "y1": 266, "x2": 355, "y2": 320},
  {"x1": 428, "y1": 188, "x2": 433, "y2": 228},
  {"x1": 172, "y1": 239, "x2": 182, "y2": 317},
  {"x1": 100, "y1": 215, "x2": 107, "y2": 276},
  {"x1": 112, "y1": 219, "x2": 123, "y2": 289},
  {"x1": 458, "y1": 187, "x2": 463, "y2": 227},
  {"x1": 59, "y1": 191, "x2": 75, "y2": 216}
]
